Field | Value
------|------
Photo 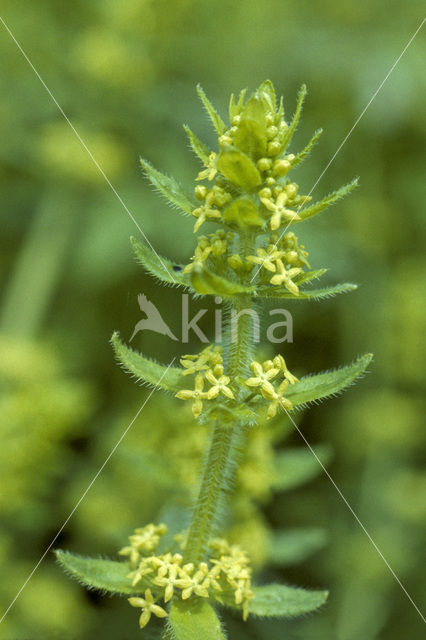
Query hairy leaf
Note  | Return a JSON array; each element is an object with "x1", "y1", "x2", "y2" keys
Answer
[
  {"x1": 291, "y1": 128, "x2": 323, "y2": 167},
  {"x1": 281, "y1": 84, "x2": 307, "y2": 152},
  {"x1": 141, "y1": 158, "x2": 195, "y2": 215},
  {"x1": 257, "y1": 282, "x2": 357, "y2": 300},
  {"x1": 217, "y1": 148, "x2": 262, "y2": 190},
  {"x1": 267, "y1": 528, "x2": 328, "y2": 566},
  {"x1": 296, "y1": 179, "x2": 358, "y2": 223},
  {"x1": 272, "y1": 445, "x2": 332, "y2": 491},
  {"x1": 55, "y1": 550, "x2": 142, "y2": 595},
  {"x1": 197, "y1": 85, "x2": 226, "y2": 136},
  {"x1": 294, "y1": 268, "x2": 328, "y2": 285},
  {"x1": 183, "y1": 125, "x2": 210, "y2": 165},
  {"x1": 131, "y1": 236, "x2": 189, "y2": 287},
  {"x1": 286, "y1": 353, "x2": 373, "y2": 407},
  {"x1": 111, "y1": 332, "x2": 185, "y2": 392},
  {"x1": 248, "y1": 584, "x2": 328, "y2": 617},
  {"x1": 169, "y1": 599, "x2": 226, "y2": 640},
  {"x1": 228, "y1": 88, "x2": 247, "y2": 121},
  {"x1": 190, "y1": 264, "x2": 254, "y2": 297}
]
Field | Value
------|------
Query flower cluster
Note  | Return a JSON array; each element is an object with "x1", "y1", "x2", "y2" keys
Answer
[
  {"x1": 176, "y1": 345, "x2": 234, "y2": 418},
  {"x1": 118, "y1": 522, "x2": 167, "y2": 566},
  {"x1": 190, "y1": 85, "x2": 312, "y2": 234},
  {"x1": 192, "y1": 183, "x2": 233, "y2": 231},
  {"x1": 120, "y1": 524, "x2": 254, "y2": 629},
  {"x1": 184, "y1": 230, "x2": 234, "y2": 274},
  {"x1": 245, "y1": 354, "x2": 298, "y2": 418},
  {"x1": 247, "y1": 231, "x2": 310, "y2": 295}
]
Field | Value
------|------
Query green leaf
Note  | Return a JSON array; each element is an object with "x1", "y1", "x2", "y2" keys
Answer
[
  {"x1": 229, "y1": 88, "x2": 247, "y2": 121},
  {"x1": 291, "y1": 128, "x2": 323, "y2": 167},
  {"x1": 286, "y1": 353, "x2": 373, "y2": 407},
  {"x1": 281, "y1": 84, "x2": 307, "y2": 152},
  {"x1": 196, "y1": 85, "x2": 227, "y2": 136},
  {"x1": 296, "y1": 179, "x2": 358, "y2": 223},
  {"x1": 131, "y1": 236, "x2": 189, "y2": 287},
  {"x1": 233, "y1": 95, "x2": 267, "y2": 159},
  {"x1": 257, "y1": 79, "x2": 276, "y2": 112},
  {"x1": 271, "y1": 445, "x2": 332, "y2": 491},
  {"x1": 267, "y1": 528, "x2": 328, "y2": 566},
  {"x1": 222, "y1": 196, "x2": 264, "y2": 228},
  {"x1": 217, "y1": 148, "x2": 262, "y2": 190},
  {"x1": 111, "y1": 332, "x2": 185, "y2": 392},
  {"x1": 248, "y1": 584, "x2": 328, "y2": 618},
  {"x1": 190, "y1": 264, "x2": 254, "y2": 297},
  {"x1": 257, "y1": 282, "x2": 357, "y2": 300},
  {"x1": 183, "y1": 125, "x2": 210, "y2": 165},
  {"x1": 169, "y1": 599, "x2": 226, "y2": 640},
  {"x1": 294, "y1": 268, "x2": 328, "y2": 285},
  {"x1": 140, "y1": 158, "x2": 195, "y2": 215},
  {"x1": 55, "y1": 550, "x2": 142, "y2": 595}
]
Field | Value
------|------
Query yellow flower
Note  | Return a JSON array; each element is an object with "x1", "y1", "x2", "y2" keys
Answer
[
  {"x1": 246, "y1": 246, "x2": 283, "y2": 273},
  {"x1": 260, "y1": 191, "x2": 301, "y2": 230},
  {"x1": 269, "y1": 258, "x2": 302, "y2": 295},
  {"x1": 261, "y1": 379, "x2": 293, "y2": 419},
  {"x1": 153, "y1": 563, "x2": 180, "y2": 602},
  {"x1": 196, "y1": 152, "x2": 217, "y2": 181},
  {"x1": 273, "y1": 354, "x2": 298, "y2": 384},
  {"x1": 183, "y1": 237, "x2": 212, "y2": 274},
  {"x1": 128, "y1": 589, "x2": 168, "y2": 629},
  {"x1": 177, "y1": 565, "x2": 211, "y2": 599},
  {"x1": 192, "y1": 204, "x2": 221, "y2": 232},
  {"x1": 176, "y1": 373, "x2": 209, "y2": 418},
  {"x1": 245, "y1": 361, "x2": 280, "y2": 395},
  {"x1": 205, "y1": 368, "x2": 235, "y2": 400},
  {"x1": 180, "y1": 345, "x2": 223, "y2": 376}
]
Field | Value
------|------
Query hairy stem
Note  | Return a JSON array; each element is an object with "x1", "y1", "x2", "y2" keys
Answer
[
  {"x1": 184, "y1": 232, "x2": 256, "y2": 564},
  {"x1": 184, "y1": 422, "x2": 234, "y2": 564}
]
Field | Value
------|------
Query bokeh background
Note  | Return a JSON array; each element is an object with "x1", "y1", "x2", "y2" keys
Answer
[{"x1": 0, "y1": 1, "x2": 425, "y2": 638}]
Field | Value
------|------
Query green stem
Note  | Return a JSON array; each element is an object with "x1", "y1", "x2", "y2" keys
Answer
[
  {"x1": 184, "y1": 232, "x2": 256, "y2": 564},
  {"x1": 184, "y1": 422, "x2": 234, "y2": 564}
]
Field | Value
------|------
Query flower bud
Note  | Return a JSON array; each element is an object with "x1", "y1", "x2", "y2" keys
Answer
[
  {"x1": 195, "y1": 185, "x2": 208, "y2": 200},
  {"x1": 258, "y1": 187, "x2": 272, "y2": 199},
  {"x1": 273, "y1": 159, "x2": 291, "y2": 177},
  {"x1": 267, "y1": 141, "x2": 281, "y2": 156},
  {"x1": 257, "y1": 157, "x2": 272, "y2": 172}
]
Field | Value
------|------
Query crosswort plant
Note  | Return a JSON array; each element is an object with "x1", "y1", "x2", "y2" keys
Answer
[{"x1": 57, "y1": 80, "x2": 372, "y2": 638}]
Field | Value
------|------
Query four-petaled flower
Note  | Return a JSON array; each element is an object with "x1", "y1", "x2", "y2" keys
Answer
[
  {"x1": 246, "y1": 246, "x2": 283, "y2": 272},
  {"x1": 245, "y1": 361, "x2": 280, "y2": 396},
  {"x1": 177, "y1": 564, "x2": 211, "y2": 599},
  {"x1": 183, "y1": 237, "x2": 212, "y2": 273},
  {"x1": 205, "y1": 368, "x2": 235, "y2": 400},
  {"x1": 192, "y1": 204, "x2": 221, "y2": 232},
  {"x1": 176, "y1": 373, "x2": 209, "y2": 418},
  {"x1": 269, "y1": 258, "x2": 302, "y2": 295},
  {"x1": 273, "y1": 354, "x2": 298, "y2": 384},
  {"x1": 196, "y1": 152, "x2": 217, "y2": 182},
  {"x1": 128, "y1": 589, "x2": 168, "y2": 629},
  {"x1": 153, "y1": 563, "x2": 180, "y2": 602},
  {"x1": 261, "y1": 378, "x2": 293, "y2": 419},
  {"x1": 261, "y1": 191, "x2": 301, "y2": 230},
  {"x1": 245, "y1": 358, "x2": 297, "y2": 419}
]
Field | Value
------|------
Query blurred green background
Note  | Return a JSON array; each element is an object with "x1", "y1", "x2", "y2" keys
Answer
[{"x1": 0, "y1": 1, "x2": 425, "y2": 638}]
